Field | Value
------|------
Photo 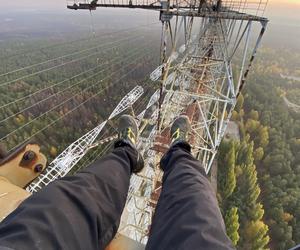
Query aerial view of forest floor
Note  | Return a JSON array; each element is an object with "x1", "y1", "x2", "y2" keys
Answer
[
  {"x1": 0, "y1": 25, "x2": 161, "y2": 164},
  {"x1": 217, "y1": 46, "x2": 300, "y2": 249}
]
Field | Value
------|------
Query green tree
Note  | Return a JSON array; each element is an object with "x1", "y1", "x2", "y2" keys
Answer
[
  {"x1": 225, "y1": 207, "x2": 240, "y2": 246},
  {"x1": 249, "y1": 110, "x2": 259, "y2": 121},
  {"x1": 245, "y1": 119, "x2": 260, "y2": 134},
  {"x1": 254, "y1": 147, "x2": 264, "y2": 162},
  {"x1": 231, "y1": 110, "x2": 239, "y2": 121},
  {"x1": 244, "y1": 220, "x2": 270, "y2": 250},
  {"x1": 244, "y1": 163, "x2": 261, "y2": 210},
  {"x1": 225, "y1": 144, "x2": 236, "y2": 199},
  {"x1": 49, "y1": 146, "x2": 58, "y2": 157},
  {"x1": 236, "y1": 94, "x2": 244, "y2": 112},
  {"x1": 256, "y1": 126, "x2": 269, "y2": 148}
]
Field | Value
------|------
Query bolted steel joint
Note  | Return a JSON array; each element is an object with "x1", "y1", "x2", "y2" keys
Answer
[
  {"x1": 20, "y1": 150, "x2": 37, "y2": 167},
  {"x1": 34, "y1": 164, "x2": 44, "y2": 173}
]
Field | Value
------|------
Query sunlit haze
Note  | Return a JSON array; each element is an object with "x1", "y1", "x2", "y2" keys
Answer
[
  {"x1": 0, "y1": 0, "x2": 299, "y2": 50},
  {"x1": 2, "y1": 0, "x2": 300, "y2": 19}
]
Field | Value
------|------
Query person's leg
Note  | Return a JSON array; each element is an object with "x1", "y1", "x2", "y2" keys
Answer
[
  {"x1": 146, "y1": 131, "x2": 234, "y2": 249},
  {"x1": 0, "y1": 115, "x2": 143, "y2": 250},
  {"x1": 0, "y1": 145, "x2": 137, "y2": 250}
]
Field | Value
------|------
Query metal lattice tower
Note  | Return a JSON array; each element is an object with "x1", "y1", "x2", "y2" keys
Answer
[
  {"x1": 27, "y1": 86, "x2": 144, "y2": 193},
  {"x1": 31, "y1": 0, "x2": 269, "y2": 245}
]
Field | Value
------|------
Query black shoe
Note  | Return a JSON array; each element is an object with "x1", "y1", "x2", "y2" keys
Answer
[
  {"x1": 114, "y1": 115, "x2": 144, "y2": 173},
  {"x1": 160, "y1": 116, "x2": 192, "y2": 171},
  {"x1": 117, "y1": 114, "x2": 139, "y2": 147},
  {"x1": 170, "y1": 115, "x2": 191, "y2": 146}
]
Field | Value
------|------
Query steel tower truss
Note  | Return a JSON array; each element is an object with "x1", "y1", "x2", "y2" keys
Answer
[
  {"x1": 61, "y1": 0, "x2": 268, "y2": 245},
  {"x1": 27, "y1": 86, "x2": 144, "y2": 193}
]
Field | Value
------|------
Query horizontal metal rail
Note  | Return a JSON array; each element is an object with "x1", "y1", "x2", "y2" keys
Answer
[{"x1": 67, "y1": 1, "x2": 268, "y2": 22}]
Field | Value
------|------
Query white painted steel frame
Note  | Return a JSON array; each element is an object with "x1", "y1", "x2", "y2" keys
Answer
[
  {"x1": 120, "y1": 16, "x2": 267, "y2": 244},
  {"x1": 27, "y1": 86, "x2": 144, "y2": 193}
]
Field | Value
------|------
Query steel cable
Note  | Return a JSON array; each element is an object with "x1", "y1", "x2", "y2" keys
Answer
[
  {"x1": 0, "y1": 22, "x2": 159, "y2": 61},
  {"x1": 0, "y1": 29, "x2": 153, "y2": 79},
  {"x1": 0, "y1": 34, "x2": 148, "y2": 110},
  {"x1": 3, "y1": 49, "x2": 154, "y2": 152},
  {"x1": 0, "y1": 34, "x2": 144, "y2": 88},
  {"x1": 0, "y1": 39, "x2": 152, "y2": 125}
]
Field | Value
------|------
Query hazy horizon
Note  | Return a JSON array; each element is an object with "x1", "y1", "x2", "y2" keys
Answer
[
  {"x1": 1, "y1": 0, "x2": 300, "y2": 19},
  {"x1": 1, "y1": 1, "x2": 299, "y2": 26},
  {"x1": 0, "y1": 1, "x2": 299, "y2": 51}
]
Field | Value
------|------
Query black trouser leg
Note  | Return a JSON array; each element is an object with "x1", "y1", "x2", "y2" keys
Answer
[
  {"x1": 0, "y1": 146, "x2": 137, "y2": 250},
  {"x1": 146, "y1": 145, "x2": 234, "y2": 250}
]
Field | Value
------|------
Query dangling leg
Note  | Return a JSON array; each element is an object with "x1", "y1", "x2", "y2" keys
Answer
[
  {"x1": 146, "y1": 116, "x2": 234, "y2": 250},
  {"x1": 0, "y1": 115, "x2": 144, "y2": 250}
]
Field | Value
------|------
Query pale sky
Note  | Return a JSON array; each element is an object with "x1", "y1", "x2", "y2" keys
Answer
[
  {"x1": 4, "y1": 0, "x2": 300, "y2": 10},
  {"x1": 2, "y1": 0, "x2": 300, "y2": 21},
  {"x1": 271, "y1": 0, "x2": 300, "y2": 4},
  {"x1": 266, "y1": 0, "x2": 300, "y2": 23}
]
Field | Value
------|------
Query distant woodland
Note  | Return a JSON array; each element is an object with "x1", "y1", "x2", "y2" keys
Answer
[
  {"x1": 217, "y1": 47, "x2": 300, "y2": 249},
  {"x1": 0, "y1": 30, "x2": 160, "y2": 166}
]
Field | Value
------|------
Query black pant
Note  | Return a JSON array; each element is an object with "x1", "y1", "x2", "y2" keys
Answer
[{"x1": 0, "y1": 145, "x2": 234, "y2": 250}]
